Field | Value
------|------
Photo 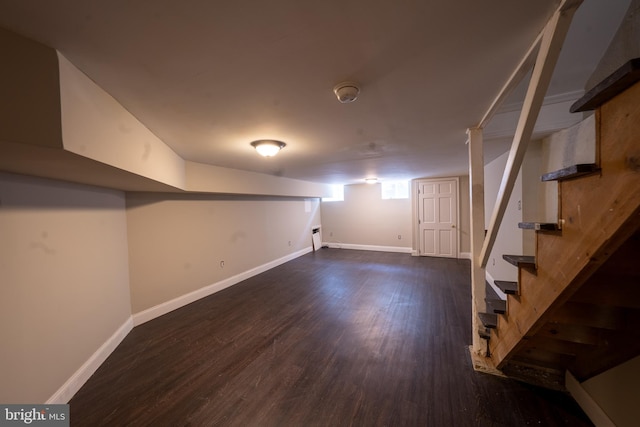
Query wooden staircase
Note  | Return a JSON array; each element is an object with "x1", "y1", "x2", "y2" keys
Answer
[{"x1": 478, "y1": 60, "x2": 640, "y2": 390}]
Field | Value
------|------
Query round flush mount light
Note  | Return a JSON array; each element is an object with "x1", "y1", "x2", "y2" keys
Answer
[
  {"x1": 333, "y1": 81, "x2": 360, "y2": 103},
  {"x1": 250, "y1": 140, "x2": 286, "y2": 157},
  {"x1": 365, "y1": 178, "x2": 378, "y2": 184}
]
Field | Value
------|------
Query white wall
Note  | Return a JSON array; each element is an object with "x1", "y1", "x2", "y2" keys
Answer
[
  {"x1": 126, "y1": 193, "x2": 321, "y2": 314},
  {"x1": 581, "y1": 355, "x2": 640, "y2": 427},
  {"x1": 483, "y1": 141, "x2": 546, "y2": 286},
  {"x1": 484, "y1": 151, "x2": 524, "y2": 284},
  {"x1": 0, "y1": 28, "x2": 336, "y2": 404},
  {"x1": 458, "y1": 175, "x2": 472, "y2": 256},
  {"x1": 321, "y1": 179, "x2": 470, "y2": 256},
  {"x1": 58, "y1": 54, "x2": 186, "y2": 189},
  {"x1": 0, "y1": 172, "x2": 323, "y2": 403},
  {"x1": 320, "y1": 183, "x2": 412, "y2": 252},
  {"x1": 521, "y1": 142, "x2": 543, "y2": 255},
  {"x1": 0, "y1": 172, "x2": 132, "y2": 403}
]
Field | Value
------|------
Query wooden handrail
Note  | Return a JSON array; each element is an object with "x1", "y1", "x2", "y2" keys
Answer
[
  {"x1": 477, "y1": 32, "x2": 542, "y2": 129},
  {"x1": 477, "y1": 0, "x2": 582, "y2": 268}
]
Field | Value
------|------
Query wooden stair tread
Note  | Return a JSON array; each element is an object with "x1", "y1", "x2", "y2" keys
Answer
[
  {"x1": 541, "y1": 164, "x2": 599, "y2": 182},
  {"x1": 518, "y1": 222, "x2": 559, "y2": 231},
  {"x1": 495, "y1": 280, "x2": 518, "y2": 295},
  {"x1": 570, "y1": 58, "x2": 640, "y2": 112},
  {"x1": 486, "y1": 298, "x2": 506, "y2": 314},
  {"x1": 479, "y1": 312, "x2": 498, "y2": 329},
  {"x1": 488, "y1": 67, "x2": 640, "y2": 388},
  {"x1": 478, "y1": 328, "x2": 491, "y2": 340},
  {"x1": 503, "y1": 254, "x2": 536, "y2": 268}
]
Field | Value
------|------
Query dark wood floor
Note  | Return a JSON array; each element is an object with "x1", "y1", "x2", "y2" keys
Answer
[{"x1": 70, "y1": 249, "x2": 591, "y2": 426}]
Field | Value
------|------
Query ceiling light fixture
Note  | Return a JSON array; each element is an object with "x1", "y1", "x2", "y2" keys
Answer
[
  {"x1": 365, "y1": 178, "x2": 378, "y2": 184},
  {"x1": 250, "y1": 140, "x2": 286, "y2": 157},
  {"x1": 333, "y1": 81, "x2": 360, "y2": 103}
]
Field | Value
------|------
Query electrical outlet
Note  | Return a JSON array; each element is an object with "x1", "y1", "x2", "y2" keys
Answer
[
  {"x1": 492, "y1": 258, "x2": 495, "y2": 266},
  {"x1": 398, "y1": 234, "x2": 402, "y2": 240},
  {"x1": 288, "y1": 240, "x2": 291, "y2": 246},
  {"x1": 220, "y1": 260, "x2": 225, "y2": 268}
]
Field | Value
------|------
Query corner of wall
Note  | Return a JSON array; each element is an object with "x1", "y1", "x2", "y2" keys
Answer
[
  {"x1": 57, "y1": 53, "x2": 187, "y2": 189},
  {"x1": 565, "y1": 371, "x2": 615, "y2": 427},
  {"x1": 47, "y1": 318, "x2": 133, "y2": 404}
]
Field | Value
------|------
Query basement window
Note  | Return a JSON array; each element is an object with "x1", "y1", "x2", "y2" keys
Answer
[
  {"x1": 381, "y1": 181, "x2": 409, "y2": 199},
  {"x1": 322, "y1": 184, "x2": 344, "y2": 202}
]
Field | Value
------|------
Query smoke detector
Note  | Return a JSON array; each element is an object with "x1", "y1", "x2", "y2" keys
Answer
[{"x1": 333, "y1": 81, "x2": 360, "y2": 103}]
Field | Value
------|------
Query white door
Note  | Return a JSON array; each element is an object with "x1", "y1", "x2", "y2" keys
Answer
[{"x1": 417, "y1": 178, "x2": 458, "y2": 258}]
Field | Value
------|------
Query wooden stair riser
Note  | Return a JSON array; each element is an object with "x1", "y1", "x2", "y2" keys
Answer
[
  {"x1": 486, "y1": 298, "x2": 507, "y2": 315},
  {"x1": 489, "y1": 80, "x2": 640, "y2": 372},
  {"x1": 502, "y1": 254, "x2": 536, "y2": 270},
  {"x1": 479, "y1": 312, "x2": 498, "y2": 329},
  {"x1": 495, "y1": 280, "x2": 519, "y2": 295}
]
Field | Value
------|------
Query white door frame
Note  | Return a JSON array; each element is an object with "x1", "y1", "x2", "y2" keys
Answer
[{"x1": 412, "y1": 177, "x2": 460, "y2": 258}]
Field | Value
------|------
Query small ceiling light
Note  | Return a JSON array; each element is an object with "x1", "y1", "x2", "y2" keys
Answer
[
  {"x1": 333, "y1": 81, "x2": 360, "y2": 103},
  {"x1": 250, "y1": 140, "x2": 286, "y2": 157},
  {"x1": 365, "y1": 178, "x2": 378, "y2": 184}
]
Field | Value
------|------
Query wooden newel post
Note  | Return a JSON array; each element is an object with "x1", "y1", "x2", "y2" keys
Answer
[{"x1": 467, "y1": 127, "x2": 486, "y2": 355}]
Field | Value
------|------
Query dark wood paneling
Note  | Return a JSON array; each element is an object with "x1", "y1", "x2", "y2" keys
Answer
[{"x1": 69, "y1": 250, "x2": 591, "y2": 426}]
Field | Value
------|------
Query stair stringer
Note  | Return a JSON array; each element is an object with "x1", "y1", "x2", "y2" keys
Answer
[{"x1": 489, "y1": 81, "x2": 640, "y2": 369}]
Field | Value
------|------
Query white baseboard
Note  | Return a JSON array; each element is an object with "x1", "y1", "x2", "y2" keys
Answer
[
  {"x1": 46, "y1": 248, "x2": 313, "y2": 404},
  {"x1": 459, "y1": 252, "x2": 472, "y2": 260},
  {"x1": 132, "y1": 246, "x2": 313, "y2": 326},
  {"x1": 47, "y1": 317, "x2": 133, "y2": 404},
  {"x1": 323, "y1": 242, "x2": 412, "y2": 254},
  {"x1": 565, "y1": 371, "x2": 615, "y2": 427}
]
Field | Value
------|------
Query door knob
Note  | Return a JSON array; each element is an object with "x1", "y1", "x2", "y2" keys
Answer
[{"x1": 451, "y1": 224, "x2": 456, "y2": 228}]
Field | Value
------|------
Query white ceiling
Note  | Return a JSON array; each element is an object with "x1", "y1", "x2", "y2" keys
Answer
[{"x1": 0, "y1": 0, "x2": 630, "y2": 185}]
